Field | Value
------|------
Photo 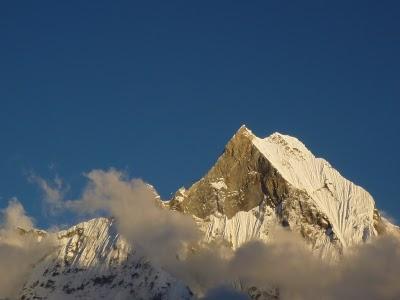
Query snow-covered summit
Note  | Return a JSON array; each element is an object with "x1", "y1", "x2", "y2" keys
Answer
[{"x1": 170, "y1": 125, "x2": 388, "y2": 257}]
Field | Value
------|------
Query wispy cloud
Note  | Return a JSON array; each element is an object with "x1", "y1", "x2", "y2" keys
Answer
[{"x1": 28, "y1": 172, "x2": 68, "y2": 214}]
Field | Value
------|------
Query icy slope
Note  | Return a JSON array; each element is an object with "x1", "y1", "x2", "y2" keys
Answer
[
  {"x1": 252, "y1": 131, "x2": 376, "y2": 249},
  {"x1": 19, "y1": 218, "x2": 192, "y2": 300}
]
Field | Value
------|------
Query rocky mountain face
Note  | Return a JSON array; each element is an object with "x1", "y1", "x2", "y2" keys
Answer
[{"x1": 12, "y1": 126, "x2": 398, "y2": 299}]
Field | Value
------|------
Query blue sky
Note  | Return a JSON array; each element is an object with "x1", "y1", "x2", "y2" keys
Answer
[{"x1": 1, "y1": 1, "x2": 399, "y2": 227}]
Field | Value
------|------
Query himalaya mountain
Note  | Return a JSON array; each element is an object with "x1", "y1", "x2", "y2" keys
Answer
[
  {"x1": 169, "y1": 126, "x2": 396, "y2": 258},
  {"x1": 8, "y1": 126, "x2": 399, "y2": 300}
]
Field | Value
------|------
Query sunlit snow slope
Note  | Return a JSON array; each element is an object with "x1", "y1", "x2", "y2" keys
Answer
[{"x1": 252, "y1": 132, "x2": 375, "y2": 248}]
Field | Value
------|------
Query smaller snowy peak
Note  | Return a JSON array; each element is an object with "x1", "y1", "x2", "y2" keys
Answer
[{"x1": 20, "y1": 216, "x2": 193, "y2": 300}]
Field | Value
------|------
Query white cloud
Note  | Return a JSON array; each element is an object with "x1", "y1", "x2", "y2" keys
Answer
[{"x1": 0, "y1": 199, "x2": 56, "y2": 298}]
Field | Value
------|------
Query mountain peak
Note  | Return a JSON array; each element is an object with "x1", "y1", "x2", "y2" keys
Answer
[
  {"x1": 234, "y1": 124, "x2": 254, "y2": 138},
  {"x1": 170, "y1": 126, "x2": 384, "y2": 255}
]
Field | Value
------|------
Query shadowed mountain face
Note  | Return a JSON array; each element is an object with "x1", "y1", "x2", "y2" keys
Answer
[
  {"x1": 170, "y1": 126, "x2": 290, "y2": 219},
  {"x1": 11, "y1": 126, "x2": 398, "y2": 300}
]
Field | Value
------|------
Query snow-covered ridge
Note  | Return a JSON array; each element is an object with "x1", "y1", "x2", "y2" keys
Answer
[{"x1": 248, "y1": 127, "x2": 376, "y2": 249}]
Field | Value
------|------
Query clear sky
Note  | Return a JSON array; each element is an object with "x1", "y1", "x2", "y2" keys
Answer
[{"x1": 1, "y1": 1, "x2": 399, "y2": 228}]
